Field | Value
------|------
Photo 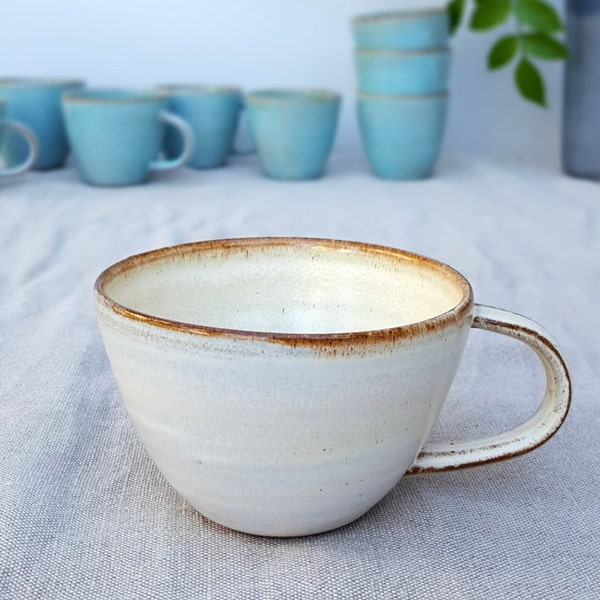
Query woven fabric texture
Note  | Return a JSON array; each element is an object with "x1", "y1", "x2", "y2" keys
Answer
[{"x1": 1, "y1": 154, "x2": 598, "y2": 599}]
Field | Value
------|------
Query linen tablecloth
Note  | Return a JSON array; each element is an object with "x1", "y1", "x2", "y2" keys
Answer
[{"x1": 1, "y1": 153, "x2": 598, "y2": 598}]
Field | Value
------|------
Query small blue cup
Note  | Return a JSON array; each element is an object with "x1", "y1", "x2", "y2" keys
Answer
[
  {"x1": 159, "y1": 85, "x2": 243, "y2": 169},
  {"x1": 0, "y1": 78, "x2": 84, "y2": 170},
  {"x1": 0, "y1": 99, "x2": 39, "y2": 178},
  {"x1": 355, "y1": 48, "x2": 451, "y2": 95},
  {"x1": 245, "y1": 89, "x2": 341, "y2": 180},
  {"x1": 353, "y1": 8, "x2": 449, "y2": 51},
  {"x1": 357, "y1": 92, "x2": 448, "y2": 180},
  {"x1": 62, "y1": 89, "x2": 194, "y2": 186}
]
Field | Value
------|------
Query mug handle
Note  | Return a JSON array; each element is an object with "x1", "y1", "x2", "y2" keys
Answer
[
  {"x1": 407, "y1": 304, "x2": 571, "y2": 474},
  {"x1": 230, "y1": 101, "x2": 256, "y2": 156},
  {"x1": 0, "y1": 119, "x2": 39, "y2": 176},
  {"x1": 149, "y1": 111, "x2": 194, "y2": 172}
]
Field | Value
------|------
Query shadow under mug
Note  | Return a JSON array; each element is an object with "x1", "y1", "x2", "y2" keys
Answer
[
  {"x1": 357, "y1": 91, "x2": 449, "y2": 180},
  {"x1": 62, "y1": 89, "x2": 194, "y2": 186},
  {"x1": 355, "y1": 48, "x2": 451, "y2": 95},
  {"x1": 245, "y1": 89, "x2": 341, "y2": 181},
  {"x1": 352, "y1": 8, "x2": 450, "y2": 51},
  {"x1": 0, "y1": 99, "x2": 39, "y2": 178},
  {"x1": 158, "y1": 85, "x2": 243, "y2": 169},
  {"x1": 94, "y1": 237, "x2": 571, "y2": 537},
  {"x1": 0, "y1": 78, "x2": 84, "y2": 170}
]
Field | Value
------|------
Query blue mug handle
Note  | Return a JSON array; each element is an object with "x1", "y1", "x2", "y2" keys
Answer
[
  {"x1": 0, "y1": 119, "x2": 39, "y2": 177},
  {"x1": 230, "y1": 102, "x2": 256, "y2": 156},
  {"x1": 150, "y1": 111, "x2": 194, "y2": 172}
]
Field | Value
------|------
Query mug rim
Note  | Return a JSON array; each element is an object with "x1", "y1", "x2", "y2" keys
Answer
[
  {"x1": 0, "y1": 77, "x2": 85, "y2": 88},
  {"x1": 156, "y1": 84, "x2": 243, "y2": 95},
  {"x1": 357, "y1": 90, "x2": 449, "y2": 100},
  {"x1": 63, "y1": 88, "x2": 168, "y2": 104},
  {"x1": 353, "y1": 7, "x2": 448, "y2": 25},
  {"x1": 355, "y1": 47, "x2": 450, "y2": 57},
  {"x1": 95, "y1": 237, "x2": 473, "y2": 347},
  {"x1": 245, "y1": 89, "x2": 341, "y2": 104}
]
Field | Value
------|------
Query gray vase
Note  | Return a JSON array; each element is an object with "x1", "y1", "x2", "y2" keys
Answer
[{"x1": 562, "y1": 0, "x2": 600, "y2": 179}]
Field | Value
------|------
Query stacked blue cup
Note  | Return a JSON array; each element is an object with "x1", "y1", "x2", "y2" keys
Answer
[{"x1": 352, "y1": 8, "x2": 451, "y2": 180}]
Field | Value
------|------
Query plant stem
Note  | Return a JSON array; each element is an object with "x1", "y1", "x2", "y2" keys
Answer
[{"x1": 513, "y1": 0, "x2": 526, "y2": 57}]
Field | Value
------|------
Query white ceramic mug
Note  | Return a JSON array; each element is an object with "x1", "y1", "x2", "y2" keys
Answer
[{"x1": 95, "y1": 238, "x2": 571, "y2": 537}]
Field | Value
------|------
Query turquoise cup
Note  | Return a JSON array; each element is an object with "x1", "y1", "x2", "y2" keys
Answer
[
  {"x1": 352, "y1": 8, "x2": 450, "y2": 50},
  {"x1": 0, "y1": 99, "x2": 39, "y2": 178},
  {"x1": 357, "y1": 92, "x2": 448, "y2": 180},
  {"x1": 245, "y1": 89, "x2": 341, "y2": 180},
  {"x1": 355, "y1": 48, "x2": 451, "y2": 95},
  {"x1": 62, "y1": 89, "x2": 194, "y2": 186},
  {"x1": 159, "y1": 85, "x2": 243, "y2": 169},
  {"x1": 0, "y1": 78, "x2": 84, "y2": 170}
]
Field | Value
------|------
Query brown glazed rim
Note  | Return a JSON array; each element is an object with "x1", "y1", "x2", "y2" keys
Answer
[{"x1": 95, "y1": 237, "x2": 474, "y2": 347}]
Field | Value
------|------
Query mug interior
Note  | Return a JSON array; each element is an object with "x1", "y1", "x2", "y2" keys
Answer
[{"x1": 97, "y1": 238, "x2": 471, "y2": 337}]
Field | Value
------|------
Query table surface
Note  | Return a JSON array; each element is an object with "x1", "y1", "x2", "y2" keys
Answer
[{"x1": 1, "y1": 153, "x2": 598, "y2": 599}]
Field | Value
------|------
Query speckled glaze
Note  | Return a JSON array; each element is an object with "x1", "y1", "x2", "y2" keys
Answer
[
  {"x1": 0, "y1": 99, "x2": 39, "y2": 177},
  {"x1": 353, "y1": 8, "x2": 450, "y2": 51},
  {"x1": 355, "y1": 48, "x2": 451, "y2": 95},
  {"x1": 95, "y1": 238, "x2": 571, "y2": 537},
  {"x1": 158, "y1": 85, "x2": 243, "y2": 169},
  {"x1": 357, "y1": 91, "x2": 448, "y2": 180},
  {"x1": 62, "y1": 89, "x2": 194, "y2": 186},
  {"x1": 245, "y1": 89, "x2": 341, "y2": 180},
  {"x1": 0, "y1": 78, "x2": 84, "y2": 170}
]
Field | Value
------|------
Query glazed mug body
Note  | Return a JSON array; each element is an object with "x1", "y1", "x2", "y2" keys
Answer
[
  {"x1": 357, "y1": 91, "x2": 449, "y2": 180},
  {"x1": 355, "y1": 48, "x2": 451, "y2": 95},
  {"x1": 0, "y1": 78, "x2": 84, "y2": 170},
  {"x1": 245, "y1": 89, "x2": 341, "y2": 180},
  {"x1": 95, "y1": 238, "x2": 570, "y2": 537},
  {"x1": 62, "y1": 89, "x2": 194, "y2": 186},
  {"x1": 353, "y1": 8, "x2": 450, "y2": 51},
  {"x1": 159, "y1": 85, "x2": 243, "y2": 169}
]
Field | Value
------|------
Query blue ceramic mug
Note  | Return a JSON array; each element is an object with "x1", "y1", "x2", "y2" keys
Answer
[
  {"x1": 353, "y1": 8, "x2": 449, "y2": 51},
  {"x1": 0, "y1": 78, "x2": 84, "y2": 170},
  {"x1": 62, "y1": 89, "x2": 194, "y2": 186},
  {"x1": 357, "y1": 91, "x2": 448, "y2": 180},
  {"x1": 355, "y1": 48, "x2": 451, "y2": 95},
  {"x1": 245, "y1": 89, "x2": 341, "y2": 181},
  {"x1": 158, "y1": 85, "x2": 243, "y2": 169},
  {"x1": 0, "y1": 99, "x2": 39, "y2": 178}
]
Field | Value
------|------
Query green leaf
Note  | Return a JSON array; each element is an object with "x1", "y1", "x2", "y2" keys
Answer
[
  {"x1": 470, "y1": 0, "x2": 511, "y2": 31},
  {"x1": 522, "y1": 33, "x2": 569, "y2": 60},
  {"x1": 515, "y1": 57, "x2": 547, "y2": 106},
  {"x1": 448, "y1": 0, "x2": 467, "y2": 35},
  {"x1": 514, "y1": 0, "x2": 563, "y2": 32},
  {"x1": 488, "y1": 35, "x2": 519, "y2": 70}
]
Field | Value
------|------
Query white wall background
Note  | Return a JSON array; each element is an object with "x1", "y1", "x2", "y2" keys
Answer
[{"x1": 3, "y1": 0, "x2": 564, "y2": 165}]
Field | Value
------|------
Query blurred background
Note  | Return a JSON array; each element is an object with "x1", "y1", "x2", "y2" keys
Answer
[{"x1": 3, "y1": 0, "x2": 564, "y2": 166}]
